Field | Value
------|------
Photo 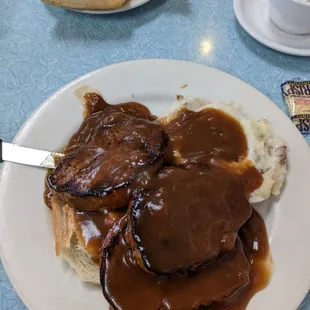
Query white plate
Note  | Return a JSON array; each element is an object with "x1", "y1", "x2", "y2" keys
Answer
[
  {"x1": 0, "y1": 59, "x2": 310, "y2": 310},
  {"x1": 234, "y1": 0, "x2": 310, "y2": 56},
  {"x1": 71, "y1": 0, "x2": 150, "y2": 14}
]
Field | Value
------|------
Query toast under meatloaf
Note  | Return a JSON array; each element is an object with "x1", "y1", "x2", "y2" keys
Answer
[{"x1": 51, "y1": 196, "x2": 125, "y2": 284}]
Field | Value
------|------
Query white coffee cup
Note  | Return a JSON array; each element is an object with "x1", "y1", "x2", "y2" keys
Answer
[{"x1": 269, "y1": 0, "x2": 310, "y2": 35}]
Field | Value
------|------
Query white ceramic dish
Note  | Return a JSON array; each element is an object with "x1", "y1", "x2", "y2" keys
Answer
[
  {"x1": 71, "y1": 0, "x2": 150, "y2": 14},
  {"x1": 234, "y1": 0, "x2": 310, "y2": 56},
  {"x1": 0, "y1": 59, "x2": 310, "y2": 310}
]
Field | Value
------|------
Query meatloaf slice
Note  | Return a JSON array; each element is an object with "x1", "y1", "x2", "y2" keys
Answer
[
  {"x1": 129, "y1": 165, "x2": 252, "y2": 276},
  {"x1": 47, "y1": 111, "x2": 167, "y2": 212},
  {"x1": 100, "y1": 225, "x2": 250, "y2": 310}
]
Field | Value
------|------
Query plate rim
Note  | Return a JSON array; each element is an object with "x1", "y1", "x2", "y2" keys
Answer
[
  {"x1": 70, "y1": 0, "x2": 150, "y2": 14},
  {"x1": 233, "y1": 0, "x2": 310, "y2": 57},
  {"x1": 1, "y1": 59, "x2": 310, "y2": 310}
]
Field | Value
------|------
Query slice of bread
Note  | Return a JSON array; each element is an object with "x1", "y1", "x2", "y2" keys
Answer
[
  {"x1": 51, "y1": 197, "x2": 100, "y2": 285},
  {"x1": 42, "y1": 0, "x2": 127, "y2": 10}
]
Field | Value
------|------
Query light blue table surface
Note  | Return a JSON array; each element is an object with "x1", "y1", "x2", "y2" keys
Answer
[{"x1": 1, "y1": 0, "x2": 310, "y2": 309}]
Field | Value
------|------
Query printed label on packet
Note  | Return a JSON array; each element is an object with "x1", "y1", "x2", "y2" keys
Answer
[{"x1": 281, "y1": 80, "x2": 310, "y2": 134}]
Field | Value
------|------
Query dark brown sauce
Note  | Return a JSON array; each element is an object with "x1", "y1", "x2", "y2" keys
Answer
[
  {"x1": 44, "y1": 93, "x2": 271, "y2": 310},
  {"x1": 103, "y1": 233, "x2": 250, "y2": 310},
  {"x1": 43, "y1": 93, "x2": 156, "y2": 209},
  {"x1": 46, "y1": 95, "x2": 166, "y2": 212},
  {"x1": 212, "y1": 160, "x2": 263, "y2": 194},
  {"x1": 130, "y1": 166, "x2": 252, "y2": 275},
  {"x1": 100, "y1": 102, "x2": 270, "y2": 309},
  {"x1": 65, "y1": 94, "x2": 156, "y2": 155},
  {"x1": 83, "y1": 92, "x2": 156, "y2": 120},
  {"x1": 208, "y1": 209, "x2": 271, "y2": 310},
  {"x1": 75, "y1": 208, "x2": 126, "y2": 265},
  {"x1": 102, "y1": 209, "x2": 270, "y2": 310},
  {"x1": 164, "y1": 108, "x2": 248, "y2": 165}
]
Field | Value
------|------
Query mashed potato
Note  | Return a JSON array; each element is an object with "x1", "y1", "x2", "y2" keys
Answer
[{"x1": 161, "y1": 96, "x2": 287, "y2": 203}]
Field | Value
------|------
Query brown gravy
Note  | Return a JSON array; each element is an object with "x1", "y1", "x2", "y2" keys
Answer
[
  {"x1": 65, "y1": 93, "x2": 156, "y2": 155},
  {"x1": 209, "y1": 209, "x2": 271, "y2": 310},
  {"x1": 130, "y1": 166, "x2": 252, "y2": 275},
  {"x1": 44, "y1": 93, "x2": 155, "y2": 210},
  {"x1": 83, "y1": 92, "x2": 156, "y2": 120},
  {"x1": 44, "y1": 93, "x2": 271, "y2": 310},
  {"x1": 103, "y1": 233, "x2": 250, "y2": 310},
  {"x1": 75, "y1": 209, "x2": 126, "y2": 265},
  {"x1": 164, "y1": 108, "x2": 248, "y2": 165},
  {"x1": 45, "y1": 94, "x2": 165, "y2": 212},
  {"x1": 102, "y1": 209, "x2": 270, "y2": 310}
]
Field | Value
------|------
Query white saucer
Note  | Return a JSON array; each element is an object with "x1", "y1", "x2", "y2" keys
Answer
[
  {"x1": 234, "y1": 0, "x2": 310, "y2": 56},
  {"x1": 71, "y1": 0, "x2": 150, "y2": 14}
]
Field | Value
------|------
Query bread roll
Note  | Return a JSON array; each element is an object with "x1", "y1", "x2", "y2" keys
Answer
[
  {"x1": 42, "y1": 0, "x2": 127, "y2": 10},
  {"x1": 51, "y1": 197, "x2": 100, "y2": 285}
]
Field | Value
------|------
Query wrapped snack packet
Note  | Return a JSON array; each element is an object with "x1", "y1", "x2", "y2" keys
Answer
[{"x1": 281, "y1": 80, "x2": 310, "y2": 134}]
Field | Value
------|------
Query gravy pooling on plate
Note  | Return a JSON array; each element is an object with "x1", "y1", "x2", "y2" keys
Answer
[
  {"x1": 45, "y1": 92, "x2": 271, "y2": 310},
  {"x1": 102, "y1": 210, "x2": 271, "y2": 310}
]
